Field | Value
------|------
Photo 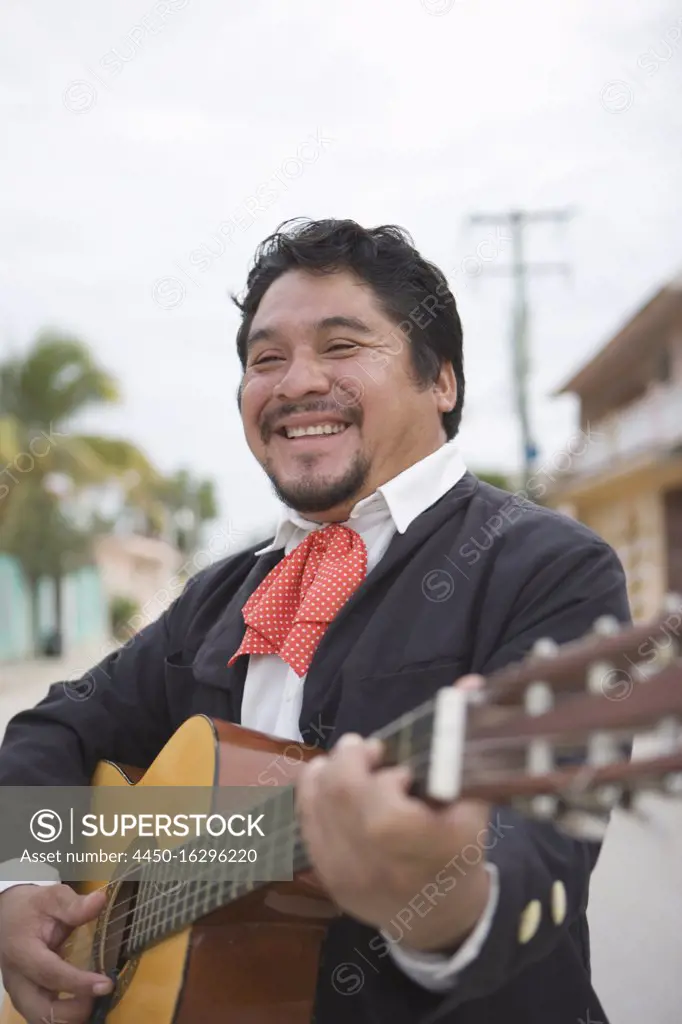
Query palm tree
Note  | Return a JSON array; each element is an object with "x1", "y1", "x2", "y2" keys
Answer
[
  {"x1": 0, "y1": 330, "x2": 159, "y2": 492},
  {"x1": 474, "y1": 470, "x2": 514, "y2": 491},
  {"x1": 143, "y1": 469, "x2": 218, "y2": 552},
  {"x1": 0, "y1": 330, "x2": 161, "y2": 651}
]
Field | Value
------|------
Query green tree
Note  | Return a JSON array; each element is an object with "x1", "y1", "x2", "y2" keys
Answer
[
  {"x1": 0, "y1": 331, "x2": 158, "y2": 489},
  {"x1": 149, "y1": 469, "x2": 219, "y2": 552},
  {"x1": 474, "y1": 469, "x2": 514, "y2": 491},
  {"x1": 0, "y1": 330, "x2": 160, "y2": 650}
]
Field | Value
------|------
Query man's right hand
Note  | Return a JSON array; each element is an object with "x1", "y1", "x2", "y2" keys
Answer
[{"x1": 0, "y1": 884, "x2": 114, "y2": 1024}]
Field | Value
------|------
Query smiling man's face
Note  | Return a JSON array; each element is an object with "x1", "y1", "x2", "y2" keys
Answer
[{"x1": 239, "y1": 268, "x2": 457, "y2": 522}]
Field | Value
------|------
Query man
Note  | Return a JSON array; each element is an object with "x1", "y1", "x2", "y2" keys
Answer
[{"x1": 0, "y1": 218, "x2": 629, "y2": 1024}]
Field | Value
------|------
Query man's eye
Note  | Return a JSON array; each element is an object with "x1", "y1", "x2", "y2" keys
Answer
[
  {"x1": 328, "y1": 341, "x2": 357, "y2": 352},
  {"x1": 253, "y1": 354, "x2": 282, "y2": 365}
]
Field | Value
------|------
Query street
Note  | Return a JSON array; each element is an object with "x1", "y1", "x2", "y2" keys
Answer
[{"x1": 0, "y1": 649, "x2": 681, "y2": 1023}]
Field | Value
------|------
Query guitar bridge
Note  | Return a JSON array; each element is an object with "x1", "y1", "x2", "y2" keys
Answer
[{"x1": 89, "y1": 969, "x2": 120, "y2": 1024}]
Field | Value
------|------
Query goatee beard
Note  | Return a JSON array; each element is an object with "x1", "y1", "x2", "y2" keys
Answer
[{"x1": 265, "y1": 451, "x2": 371, "y2": 515}]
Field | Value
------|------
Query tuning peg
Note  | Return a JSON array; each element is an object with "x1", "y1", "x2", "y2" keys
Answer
[
  {"x1": 593, "y1": 784, "x2": 623, "y2": 809},
  {"x1": 529, "y1": 794, "x2": 558, "y2": 819},
  {"x1": 592, "y1": 615, "x2": 621, "y2": 636},
  {"x1": 655, "y1": 716, "x2": 681, "y2": 756},
  {"x1": 586, "y1": 661, "x2": 624, "y2": 765},
  {"x1": 554, "y1": 808, "x2": 610, "y2": 842},
  {"x1": 662, "y1": 772, "x2": 682, "y2": 796},
  {"x1": 532, "y1": 638, "x2": 559, "y2": 658},
  {"x1": 524, "y1": 680, "x2": 554, "y2": 782}
]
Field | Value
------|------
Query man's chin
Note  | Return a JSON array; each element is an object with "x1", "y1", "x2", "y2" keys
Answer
[
  {"x1": 268, "y1": 463, "x2": 370, "y2": 516},
  {"x1": 273, "y1": 481, "x2": 355, "y2": 515}
]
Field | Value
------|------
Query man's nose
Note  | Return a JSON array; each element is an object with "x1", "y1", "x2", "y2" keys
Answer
[{"x1": 273, "y1": 354, "x2": 331, "y2": 401}]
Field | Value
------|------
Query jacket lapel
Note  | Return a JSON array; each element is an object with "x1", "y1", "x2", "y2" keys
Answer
[
  {"x1": 298, "y1": 472, "x2": 480, "y2": 745},
  {"x1": 191, "y1": 548, "x2": 283, "y2": 722}
]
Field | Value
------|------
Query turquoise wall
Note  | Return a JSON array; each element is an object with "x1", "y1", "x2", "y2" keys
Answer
[
  {"x1": 0, "y1": 556, "x2": 107, "y2": 661},
  {"x1": 0, "y1": 555, "x2": 33, "y2": 661},
  {"x1": 63, "y1": 567, "x2": 108, "y2": 647}
]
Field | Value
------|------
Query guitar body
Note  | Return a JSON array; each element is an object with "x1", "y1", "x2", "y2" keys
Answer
[{"x1": 0, "y1": 716, "x2": 335, "y2": 1024}]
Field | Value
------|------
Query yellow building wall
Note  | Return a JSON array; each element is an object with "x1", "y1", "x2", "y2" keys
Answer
[{"x1": 576, "y1": 491, "x2": 667, "y2": 622}]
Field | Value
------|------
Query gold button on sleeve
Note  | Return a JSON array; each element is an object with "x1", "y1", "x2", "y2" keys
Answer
[
  {"x1": 518, "y1": 899, "x2": 542, "y2": 944},
  {"x1": 551, "y1": 880, "x2": 567, "y2": 925}
]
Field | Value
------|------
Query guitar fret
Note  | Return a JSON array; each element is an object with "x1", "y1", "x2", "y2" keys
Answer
[
  {"x1": 134, "y1": 873, "x2": 148, "y2": 950},
  {"x1": 153, "y1": 858, "x2": 166, "y2": 940},
  {"x1": 181, "y1": 854, "x2": 193, "y2": 929},
  {"x1": 136, "y1": 872, "x2": 148, "y2": 948},
  {"x1": 195, "y1": 872, "x2": 209, "y2": 923},
  {"x1": 202, "y1": 869, "x2": 212, "y2": 918},
  {"x1": 397, "y1": 719, "x2": 412, "y2": 766},
  {"x1": 161, "y1": 856, "x2": 172, "y2": 937},
  {"x1": 140, "y1": 873, "x2": 153, "y2": 947}
]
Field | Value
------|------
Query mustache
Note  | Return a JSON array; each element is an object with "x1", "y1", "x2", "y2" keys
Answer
[{"x1": 260, "y1": 399, "x2": 363, "y2": 441}]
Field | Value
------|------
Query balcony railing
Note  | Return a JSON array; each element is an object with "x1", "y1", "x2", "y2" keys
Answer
[{"x1": 565, "y1": 385, "x2": 682, "y2": 478}]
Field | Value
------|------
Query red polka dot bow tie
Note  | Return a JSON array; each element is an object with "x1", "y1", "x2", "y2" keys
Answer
[{"x1": 229, "y1": 523, "x2": 368, "y2": 678}]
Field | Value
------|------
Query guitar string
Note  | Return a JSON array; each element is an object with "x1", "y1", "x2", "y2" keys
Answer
[
  {"x1": 56, "y1": 680, "x2": 676, "y2": 970},
  {"x1": 63, "y1": 726, "x2": 639, "y2": 967},
  {"x1": 74, "y1": 730, "x2": 618, "y2": 963},
  {"x1": 65, "y1": 691, "x2": 656, "y2": 953},
  {"x1": 88, "y1": 735, "x2": 605, "y2": 962},
  {"x1": 59, "y1": 734, "x2": 454, "y2": 963}
]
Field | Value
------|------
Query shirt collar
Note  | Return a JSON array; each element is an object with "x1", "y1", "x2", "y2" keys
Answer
[{"x1": 256, "y1": 442, "x2": 467, "y2": 554}]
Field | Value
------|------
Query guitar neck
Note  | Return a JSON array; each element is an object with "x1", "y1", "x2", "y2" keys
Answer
[{"x1": 127, "y1": 606, "x2": 682, "y2": 956}]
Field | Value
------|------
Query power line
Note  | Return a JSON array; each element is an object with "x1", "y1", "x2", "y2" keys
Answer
[{"x1": 467, "y1": 208, "x2": 574, "y2": 488}]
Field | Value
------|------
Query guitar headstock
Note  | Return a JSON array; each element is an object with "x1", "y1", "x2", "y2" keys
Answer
[{"x1": 428, "y1": 594, "x2": 682, "y2": 840}]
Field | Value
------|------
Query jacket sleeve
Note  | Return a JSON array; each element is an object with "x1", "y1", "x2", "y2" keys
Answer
[
  {"x1": 431, "y1": 527, "x2": 631, "y2": 1013},
  {"x1": 0, "y1": 601, "x2": 182, "y2": 787}
]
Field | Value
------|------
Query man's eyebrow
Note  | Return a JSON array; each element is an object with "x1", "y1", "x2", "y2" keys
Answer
[
  {"x1": 245, "y1": 326, "x2": 275, "y2": 350},
  {"x1": 315, "y1": 315, "x2": 373, "y2": 334},
  {"x1": 245, "y1": 315, "x2": 373, "y2": 351}
]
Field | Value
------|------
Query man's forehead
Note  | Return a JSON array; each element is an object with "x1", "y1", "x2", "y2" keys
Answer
[{"x1": 251, "y1": 268, "x2": 381, "y2": 327}]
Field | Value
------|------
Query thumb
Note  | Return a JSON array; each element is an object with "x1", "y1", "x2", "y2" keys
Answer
[{"x1": 51, "y1": 886, "x2": 108, "y2": 929}]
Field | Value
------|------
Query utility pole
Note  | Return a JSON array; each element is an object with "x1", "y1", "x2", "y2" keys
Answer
[{"x1": 467, "y1": 208, "x2": 573, "y2": 488}]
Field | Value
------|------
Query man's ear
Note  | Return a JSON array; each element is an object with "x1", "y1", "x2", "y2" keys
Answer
[{"x1": 434, "y1": 362, "x2": 457, "y2": 413}]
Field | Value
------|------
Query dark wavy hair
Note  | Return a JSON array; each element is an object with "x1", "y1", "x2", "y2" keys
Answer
[{"x1": 233, "y1": 218, "x2": 465, "y2": 439}]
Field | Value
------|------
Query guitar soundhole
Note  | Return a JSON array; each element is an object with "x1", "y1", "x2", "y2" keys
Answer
[
  {"x1": 104, "y1": 880, "x2": 137, "y2": 971},
  {"x1": 93, "y1": 880, "x2": 140, "y2": 1005}
]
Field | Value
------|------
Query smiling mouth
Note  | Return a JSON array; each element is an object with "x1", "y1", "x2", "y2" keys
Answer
[{"x1": 278, "y1": 423, "x2": 350, "y2": 439}]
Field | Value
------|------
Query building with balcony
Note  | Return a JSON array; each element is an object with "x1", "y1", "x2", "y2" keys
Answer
[{"x1": 547, "y1": 273, "x2": 682, "y2": 621}]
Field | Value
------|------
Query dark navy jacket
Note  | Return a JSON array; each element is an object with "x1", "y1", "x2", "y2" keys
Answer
[{"x1": 0, "y1": 473, "x2": 630, "y2": 1023}]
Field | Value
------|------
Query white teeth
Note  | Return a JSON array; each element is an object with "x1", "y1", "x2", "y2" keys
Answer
[{"x1": 284, "y1": 424, "x2": 347, "y2": 438}]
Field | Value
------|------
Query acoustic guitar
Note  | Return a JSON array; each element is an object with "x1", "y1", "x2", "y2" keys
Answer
[{"x1": 1, "y1": 606, "x2": 681, "y2": 1024}]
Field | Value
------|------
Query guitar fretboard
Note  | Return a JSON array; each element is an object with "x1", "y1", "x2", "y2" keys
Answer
[{"x1": 126, "y1": 699, "x2": 437, "y2": 955}]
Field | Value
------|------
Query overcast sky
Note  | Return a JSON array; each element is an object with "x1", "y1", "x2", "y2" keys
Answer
[{"x1": 2, "y1": 0, "x2": 681, "y2": 552}]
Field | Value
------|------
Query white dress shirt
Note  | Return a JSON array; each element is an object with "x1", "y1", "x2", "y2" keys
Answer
[
  {"x1": 1, "y1": 442, "x2": 498, "y2": 992},
  {"x1": 242, "y1": 441, "x2": 499, "y2": 991}
]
